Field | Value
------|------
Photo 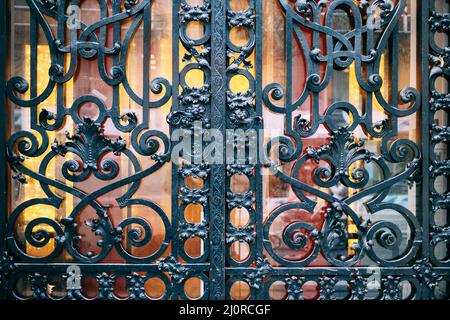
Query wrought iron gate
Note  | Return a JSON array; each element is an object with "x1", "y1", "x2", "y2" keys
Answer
[{"x1": 0, "y1": 0, "x2": 449, "y2": 300}]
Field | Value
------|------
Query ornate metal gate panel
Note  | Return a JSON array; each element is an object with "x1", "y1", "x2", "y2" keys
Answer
[
  {"x1": 0, "y1": 0, "x2": 449, "y2": 300},
  {"x1": 223, "y1": 0, "x2": 450, "y2": 300}
]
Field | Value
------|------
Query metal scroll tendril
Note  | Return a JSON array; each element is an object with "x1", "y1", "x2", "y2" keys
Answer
[
  {"x1": 5, "y1": 0, "x2": 171, "y2": 264},
  {"x1": 264, "y1": 125, "x2": 421, "y2": 267}
]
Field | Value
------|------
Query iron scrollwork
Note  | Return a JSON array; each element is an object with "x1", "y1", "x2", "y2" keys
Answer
[
  {"x1": 429, "y1": 0, "x2": 450, "y2": 273},
  {"x1": 260, "y1": 0, "x2": 422, "y2": 297},
  {"x1": 2, "y1": 0, "x2": 177, "y2": 300},
  {"x1": 1, "y1": 0, "x2": 450, "y2": 300}
]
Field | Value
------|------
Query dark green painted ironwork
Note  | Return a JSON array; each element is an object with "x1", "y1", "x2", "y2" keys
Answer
[{"x1": 0, "y1": 0, "x2": 449, "y2": 300}]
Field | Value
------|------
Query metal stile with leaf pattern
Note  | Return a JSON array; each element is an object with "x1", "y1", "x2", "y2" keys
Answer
[{"x1": 0, "y1": 0, "x2": 449, "y2": 300}]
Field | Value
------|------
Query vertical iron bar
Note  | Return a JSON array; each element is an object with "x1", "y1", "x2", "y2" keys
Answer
[
  {"x1": 390, "y1": 24, "x2": 398, "y2": 136},
  {"x1": 171, "y1": 1, "x2": 182, "y2": 301},
  {"x1": 30, "y1": 6, "x2": 37, "y2": 128},
  {"x1": 255, "y1": 0, "x2": 263, "y2": 300},
  {"x1": 420, "y1": 0, "x2": 430, "y2": 300},
  {"x1": 143, "y1": 5, "x2": 151, "y2": 109},
  {"x1": 444, "y1": 0, "x2": 450, "y2": 296},
  {"x1": 210, "y1": 0, "x2": 226, "y2": 300},
  {"x1": 285, "y1": 9, "x2": 292, "y2": 133},
  {"x1": 171, "y1": 0, "x2": 180, "y2": 260}
]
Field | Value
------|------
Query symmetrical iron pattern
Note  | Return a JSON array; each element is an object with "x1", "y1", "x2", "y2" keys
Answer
[
  {"x1": 224, "y1": 0, "x2": 263, "y2": 298},
  {"x1": 248, "y1": 0, "x2": 448, "y2": 300},
  {"x1": 5, "y1": 0, "x2": 172, "y2": 264},
  {"x1": 429, "y1": 1, "x2": 450, "y2": 269},
  {"x1": 0, "y1": 0, "x2": 449, "y2": 300},
  {"x1": 210, "y1": 0, "x2": 227, "y2": 299}
]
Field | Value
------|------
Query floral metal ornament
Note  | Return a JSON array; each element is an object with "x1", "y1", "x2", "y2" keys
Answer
[
  {"x1": 227, "y1": 8, "x2": 255, "y2": 28},
  {"x1": 226, "y1": 225, "x2": 256, "y2": 244},
  {"x1": 305, "y1": 129, "x2": 375, "y2": 188},
  {"x1": 412, "y1": 259, "x2": 443, "y2": 290},
  {"x1": 167, "y1": 86, "x2": 211, "y2": 129},
  {"x1": 179, "y1": 162, "x2": 210, "y2": 179},
  {"x1": 158, "y1": 256, "x2": 190, "y2": 285},
  {"x1": 227, "y1": 91, "x2": 261, "y2": 126},
  {"x1": 127, "y1": 273, "x2": 147, "y2": 300},
  {"x1": 350, "y1": 274, "x2": 368, "y2": 300},
  {"x1": 178, "y1": 220, "x2": 209, "y2": 240},
  {"x1": 0, "y1": 252, "x2": 15, "y2": 288},
  {"x1": 430, "y1": 225, "x2": 450, "y2": 245},
  {"x1": 319, "y1": 277, "x2": 337, "y2": 300},
  {"x1": 97, "y1": 273, "x2": 116, "y2": 300},
  {"x1": 180, "y1": 187, "x2": 209, "y2": 205},
  {"x1": 29, "y1": 273, "x2": 48, "y2": 300},
  {"x1": 243, "y1": 257, "x2": 272, "y2": 289},
  {"x1": 179, "y1": 1, "x2": 211, "y2": 23},
  {"x1": 226, "y1": 163, "x2": 255, "y2": 176},
  {"x1": 51, "y1": 118, "x2": 126, "y2": 182},
  {"x1": 0, "y1": 0, "x2": 448, "y2": 301},
  {"x1": 226, "y1": 191, "x2": 255, "y2": 209},
  {"x1": 286, "y1": 276, "x2": 305, "y2": 300}
]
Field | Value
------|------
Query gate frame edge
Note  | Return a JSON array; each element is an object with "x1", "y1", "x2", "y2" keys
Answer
[{"x1": 419, "y1": 0, "x2": 431, "y2": 300}]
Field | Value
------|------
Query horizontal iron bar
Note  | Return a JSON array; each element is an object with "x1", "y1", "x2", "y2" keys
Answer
[
  {"x1": 226, "y1": 267, "x2": 450, "y2": 276},
  {"x1": 13, "y1": 263, "x2": 210, "y2": 273}
]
